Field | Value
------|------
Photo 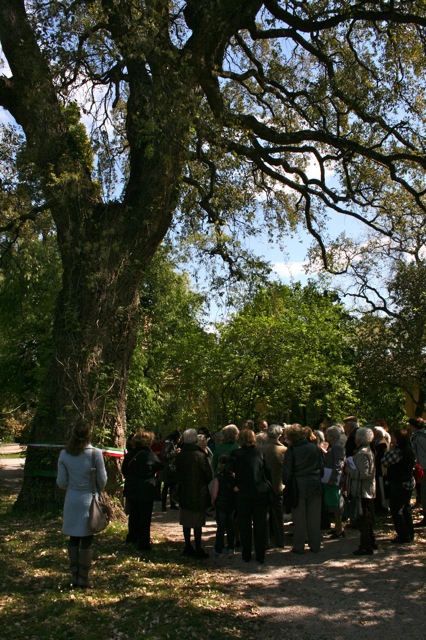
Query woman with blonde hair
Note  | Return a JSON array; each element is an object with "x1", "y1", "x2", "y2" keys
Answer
[
  {"x1": 57, "y1": 420, "x2": 107, "y2": 588},
  {"x1": 122, "y1": 430, "x2": 164, "y2": 551},
  {"x1": 373, "y1": 425, "x2": 390, "y2": 514}
]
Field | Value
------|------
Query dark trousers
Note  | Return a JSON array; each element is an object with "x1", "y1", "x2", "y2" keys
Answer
[
  {"x1": 214, "y1": 508, "x2": 235, "y2": 552},
  {"x1": 269, "y1": 493, "x2": 284, "y2": 547},
  {"x1": 161, "y1": 482, "x2": 178, "y2": 508},
  {"x1": 389, "y1": 483, "x2": 414, "y2": 541},
  {"x1": 358, "y1": 498, "x2": 376, "y2": 551},
  {"x1": 127, "y1": 499, "x2": 154, "y2": 549},
  {"x1": 237, "y1": 496, "x2": 268, "y2": 562}
]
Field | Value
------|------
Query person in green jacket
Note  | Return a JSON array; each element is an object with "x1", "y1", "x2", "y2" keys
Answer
[{"x1": 212, "y1": 424, "x2": 240, "y2": 474}]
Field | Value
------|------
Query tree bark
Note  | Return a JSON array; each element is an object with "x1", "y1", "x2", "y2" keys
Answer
[
  {"x1": 15, "y1": 204, "x2": 142, "y2": 508},
  {"x1": 0, "y1": 0, "x2": 194, "y2": 510}
]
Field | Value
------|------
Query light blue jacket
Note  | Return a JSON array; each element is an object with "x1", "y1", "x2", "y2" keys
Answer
[{"x1": 57, "y1": 445, "x2": 107, "y2": 537}]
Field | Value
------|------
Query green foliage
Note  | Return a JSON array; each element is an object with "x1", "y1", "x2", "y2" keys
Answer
[
  {"x1": 0, "y1": 227, "x2": 61, "y2": 425},
  {"x1": 0, "y1": 123, "x2": 61, "y2": 428},
  {"x1": 351, "y1": 259, "x2": 426, "y2": 422},
  {"x1": 351, "y1": 315, "x2": 407, "y2": 426},
  {"x1": 61, "y1": 102, "x2": 96, "y2": 172},
  {"x1": 127, "y1": 267, "x2": 364, "y2": 434},
  {"x1": 126, "y1": 248, "x2": 211, "y2": 433},
  {"x1": 203, "y1": 281, "x2": 358, "y2": 427}
]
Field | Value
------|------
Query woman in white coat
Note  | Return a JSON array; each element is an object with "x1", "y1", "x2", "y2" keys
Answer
[{"x1": 57, "y1": 421, "x2": 107, "y2": 587}]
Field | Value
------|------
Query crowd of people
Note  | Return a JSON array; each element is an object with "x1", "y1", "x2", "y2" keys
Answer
[{"x1": 56, "y1": 415, "x2": 426, "y2": 586}]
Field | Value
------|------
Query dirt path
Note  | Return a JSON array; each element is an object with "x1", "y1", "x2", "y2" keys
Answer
[
  {"x1": 2, "y1": 447, "x2": 426, "y2": 639},
  {"x1": 150, "y1": 498, "x2": 426, "y2": 640},
  {"x1": 0, "y1": 444, "x2": 26, "y2": 494}
]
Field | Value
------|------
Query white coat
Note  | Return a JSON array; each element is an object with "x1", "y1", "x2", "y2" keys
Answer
[{"x1": 57, "y1": 445, "x2": 107, "y2": 537}]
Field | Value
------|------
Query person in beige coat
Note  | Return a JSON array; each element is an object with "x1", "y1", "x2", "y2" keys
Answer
[
  {"x1": 261, "y1": 424, "x2": 287, "y2": 547},
  {"x1": 347, "y1": 427, "x2": 376, "y2": 555}
]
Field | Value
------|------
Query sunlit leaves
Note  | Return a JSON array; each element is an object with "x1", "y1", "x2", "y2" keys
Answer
[{"x1": 204, "y1": 281, "x2": 357, "y2": 424}]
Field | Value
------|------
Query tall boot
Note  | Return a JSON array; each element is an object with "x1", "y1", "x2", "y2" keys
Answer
[
  {"x1": 68, "y1": 546, "x2": 79, "y2": 587},
  {"x1": 194, "y1": 527, "x2": 209, "y2": 559},
  {"x1": 77, "y1": 547, "x2": 93, "y2": 588}
]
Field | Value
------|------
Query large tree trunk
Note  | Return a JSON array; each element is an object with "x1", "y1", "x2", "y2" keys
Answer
[
  {"x1": 11, "y1": 108, "x2": 186, "y2": 510},
  {"x1": 15, "y1": 203, "x2": 144, "y2": 509}
]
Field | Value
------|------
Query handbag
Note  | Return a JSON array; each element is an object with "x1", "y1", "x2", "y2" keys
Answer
[
  {"x1": 282, "y1": 448, "x2": 298, "y2": 514},
  {"x1": 323, "y1": 483, "x2": 340, "y2": 509},
  {"x1": 322, "y1": 448, "x2": 342, "y2": 509},
  {"x1": 414, "y1": 463, "x2": 424, "y2": 484},
  {"x1": 89, "y1": 449, "x2": 110, "y2": 534}
]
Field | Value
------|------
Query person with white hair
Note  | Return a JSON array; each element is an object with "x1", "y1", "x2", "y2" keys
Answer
[
  {"x1": 176, "y1": 428, "x2": 213, "y2": 558},
  {"x1": 346, "y1": 427, "x2": 376, "y2": 555},
  {"x1": 373, "y1": 425, "x2": 390, "y2": 514},
  {"x1": 211, "y1": 424, "x2": 240, "y2": 474}
]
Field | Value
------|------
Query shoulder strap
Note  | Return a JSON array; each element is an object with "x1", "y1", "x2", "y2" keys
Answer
[
  {"x1": 127, "y1": 449, "x2": 145, "y2": 467},
  {"x1": 90, "y1": 448, "x2": 97, "y2": 497}
]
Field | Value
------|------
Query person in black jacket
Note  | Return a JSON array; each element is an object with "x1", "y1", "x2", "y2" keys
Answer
[
  {"x1": 381, "y1": 429, "x2": 416, "y2": 544},
  {"x1": 343, "y1": 416, "x2": 359, "y2": 457},
  {"x1": 176, "y1": 428, "x2": 213, "y2": 559},
  {"x1": 161, "y1": 430, "x2": 181, "y2": 511},
  {"x1": 122, "y1": 430, "x2": 163, "y2": 551},
  {"x1": 230, "y1": 429, "x2": 273, "y2": 565},
  {"x1": 210, "y1": 454, "x2": 236, "y2": 558}
]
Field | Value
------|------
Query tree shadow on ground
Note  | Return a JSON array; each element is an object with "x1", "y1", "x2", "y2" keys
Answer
[
  {"x1": 1, "y1": 510, "x2": 250, "y2": 640},
  {"x1": 218, "y1": 519, "x2": 426, "y2": 640}
]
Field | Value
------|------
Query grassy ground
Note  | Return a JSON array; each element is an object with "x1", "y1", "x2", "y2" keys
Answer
[
  {"x1": 0, "y1": 490, "x2": 251, "y2": 640},
  {"x1": 4, "y1": 453, "x2": 425, "y2": 640}
]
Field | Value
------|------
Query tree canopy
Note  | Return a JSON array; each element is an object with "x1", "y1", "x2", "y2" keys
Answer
[
  {"x1": 1, "y1": 1, "x2": 426, "y2": 508},
  {"x1": 202, "y1": 281, "x2": 358, "y2": 427}
]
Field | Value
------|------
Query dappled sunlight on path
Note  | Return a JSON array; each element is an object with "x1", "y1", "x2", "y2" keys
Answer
[{"x1": 151, "y1": 502, "x2": 426, "y2": 640}]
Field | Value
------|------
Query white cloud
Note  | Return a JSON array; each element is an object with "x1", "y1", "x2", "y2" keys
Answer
[
  {"x1": 272, "y1": 260, "x2": 308, "y2": 278},
  {"x1": 271, "y1": 258, "x2": 324, "y2": 283}
]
